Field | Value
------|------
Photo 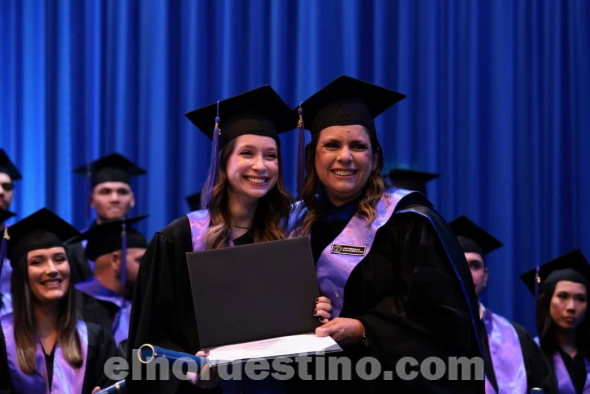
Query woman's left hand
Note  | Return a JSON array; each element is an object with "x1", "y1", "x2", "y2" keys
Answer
[
  {"x1": 313, "y1": 296, "x2": 332, "y2": 323},
  {"x1": 314, "y1": 317, "x2": 364, "y2": 346}
]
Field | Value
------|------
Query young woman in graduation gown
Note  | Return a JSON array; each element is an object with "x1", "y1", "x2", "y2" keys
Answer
[
  {"x1": 127, "y1": 86, "x2": 331, "y2": 393},
  {"x1": 287, "y1": 75, "x2": 484, "y2": 393},
  {"x1": 529, "y1": 250, "x2": 590, "y2": 394},
  {"x1": 0, "y1": 208, "x2": 117, "y2": 394}
]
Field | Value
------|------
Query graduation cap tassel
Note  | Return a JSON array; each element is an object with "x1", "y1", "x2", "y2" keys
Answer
[
  {"x1": 534, "y1": 265, "x2": 540, "y2": 299},
  {"x1": 120, "y1": 220, "x2": 127, "y2": 285},
  {"x1": 296, "y1": 103, "x2": 305, "y2": 198},
  {"x1": 203, "y1": 101, "x2": 221, "y2": 208},
  {"x1": 0, "y1": 227, "x2": 9, "y2": 280}
]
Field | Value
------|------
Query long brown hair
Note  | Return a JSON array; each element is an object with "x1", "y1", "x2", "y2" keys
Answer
[
  {"x1": 11, "y1": 249, "x2": 82, "y2": 374},
  {"x1": 536, "y1": 281, "x2": 590, "y2": 358},
  {"x1": 203, "y1": 137, "x2": 293, "y2": 249},
  {"x1": 299, "y1": 126, "x2": 385, "y2": 235}
]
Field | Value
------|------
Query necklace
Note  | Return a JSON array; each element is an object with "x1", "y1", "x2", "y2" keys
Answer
[{"x1": 232, "y1": 224, "x2": 253, "y2": 230}]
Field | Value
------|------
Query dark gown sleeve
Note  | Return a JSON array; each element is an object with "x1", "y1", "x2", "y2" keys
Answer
[
  {"x1": 82, "y1": 322, "x2": 118, "y2": 394},
  {"x1": 126, "y1": 217, "x2": 220, "y2": 394},
  {"x1": 0, "y1": 327, "x2": 13, "y2": 394},
  {"x1": 342, "y1": 204, "x2": 484, "y2": 393},
  {"x1": 76, "y1": 290, "x2": 118, "y2": 338},
  {"x1": 511, "y1": 322, "x2": 558, "y2": 394}
]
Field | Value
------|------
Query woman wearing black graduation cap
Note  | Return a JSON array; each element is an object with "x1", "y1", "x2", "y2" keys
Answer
[
  {"x1": 288, "y1": 75, "x2": 483, "y2": 393},
  {"x1": 522, "y1": 250, "x2": 590, "y2": 393},
  {"x1": 127, "y1": 86, "x2": 332, "y2": 394},
  {"x1": 0, "y1": 208, "x2": 117, "y2": 393}
]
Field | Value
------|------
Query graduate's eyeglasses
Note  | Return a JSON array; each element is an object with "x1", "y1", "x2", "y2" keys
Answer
[{"x1": 0, "y1": 182, "x2": 14, "y2": 191}]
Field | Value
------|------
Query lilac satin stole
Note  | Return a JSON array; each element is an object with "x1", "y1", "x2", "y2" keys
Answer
[
  {"x1": 0, "y1": 258, "x2": 12, "y2": 317},
  {"x1": 553, "y1": 351, "x2": 590, "y2": 394},
  {"x1": 1, "y1": 314, "x2": 88, "y2": 394},
  {"x1": 481, "y1": 307, "x2": 527, "y2": 393},
  {"x1": 187, "y1": 210, "x2": 236, "y2": 251},
  {"x1": 75, "y1": 277, "x2": 131, "y2": 345},
  {"x1": 289, "y1": 189, "x2": 410, "y2": 317}
]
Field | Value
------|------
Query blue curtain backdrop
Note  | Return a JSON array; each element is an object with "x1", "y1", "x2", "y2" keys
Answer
[{"x1": 1, "y1": 0, "x2": 589, "y2": 334}]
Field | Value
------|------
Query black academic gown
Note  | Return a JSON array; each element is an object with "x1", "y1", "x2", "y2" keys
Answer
[
  {"x1": 127, "y1": 216, "x2": 254, "y2": 394},
  {"x1": 0, "y1": 321, "x2": 11, "y2": 394},
  {"x1": 76, "y1": 290, "x2": 120, "y2": 339},
  {"x1": 294, "y1": 197, "x2": 484, "y2": 394}
]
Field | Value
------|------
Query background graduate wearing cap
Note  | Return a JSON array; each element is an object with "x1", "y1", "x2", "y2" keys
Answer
[
  {"x1": 0, "y1": 149, "x2": 22, "y2": 318},
  {"x1": 128, "y1": 85, "x2": 331, "y2": 393},
  {"x1": 287, "y1": 75, "x2": 483, "y2": 393},
  {"x1": 387, "y1": 168, "x2": 439, "y2": 196},
  {"x1": 0, "y1": 208, "x2": 117, "y2": 393},
  {"x1": 69, "y1": 153, "x2": 146, "y2": 284},
  {"x1": 521, "y1": 249, "x2": 590, "y2": 394},
  {"x1": 450, "y1": 215, "x2": 556, "y2": 393},
  {"x1": 73, "y1": 215, "x2": 148, "y2": 348}
]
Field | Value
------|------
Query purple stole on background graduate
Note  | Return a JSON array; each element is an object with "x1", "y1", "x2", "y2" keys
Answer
[
  {"x1": 553, "y1": 351, "x2": 590, "y2": 394},
  {"x1": 1, "y1": 314, "x2": 88, "y2": 393},
  {"x1": 0, "y1": 258, "x2": 12, "y2": 317},
  {"x1": 481, "y1": 304, "x2": 527, "y2": 393},
  {"x1": 288, "y1": 188, "x2": 412, "y2": 317},
  {"x1": 75, "y1": 277, "x2": 131, "y2": 345}
]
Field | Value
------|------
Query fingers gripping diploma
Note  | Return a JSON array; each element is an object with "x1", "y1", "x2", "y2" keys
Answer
[
  {"x1": 314, "y1": 317, "x2": 365, "y2": 347},
  {"x1": 186, "y1": 351, "x2": 220, "y2": 389},
  {"x1": 313, "y1": 296, "x2": 332, "y2": 323}
]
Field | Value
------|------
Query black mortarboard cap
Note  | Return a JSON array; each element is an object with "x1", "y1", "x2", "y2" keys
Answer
[
  {"x1": 69, "y1": 214, "x2": 148, "y2": 261},
  {"x1": 449, "y1": 215, "x2": 503, "y2": 257},
  {"x1": 185, "y1": 85, "x2": 296, "y2": 149},
  {"x1": 520, "y1": 249, "x2": 590, "y2": 296},
  {"x1": 73, "y1": 153, "x2": 146, "y2": 187},
  {"x1": 0, "y1": 149, "x2": 22, "y2": 181},
  {"x1": 298, "y1": 75, "x2": 406, "y2": 136},
  {"x1": 186, "y1": 192, "x2": 202, "y2": 212},
  {"x1": 388, "y1": 169, "x2": 439, "y2": 195},
  {"x1": 6, "y1": 208, "x2": 80, "y2": 267}
]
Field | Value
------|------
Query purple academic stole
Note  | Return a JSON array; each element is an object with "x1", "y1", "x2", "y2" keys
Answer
[
  {"x1": 553, "y1": 351, "x2": 590, "y2": 394},
  {"x1": 76, "y1": 277, "x2": 131, "y2": 345},
  {"x1": 187, "y1": 210, "x2": 237, "y2": 251},
  {"x1": 0, "y1": 258, "x2": 12, "y2": 317},
  {"x1": 289, "y1": 189, "x2": 412, "y2": 317},
  {"x1": 1, "y1": 314, "x2": 88, "y2": 394},
  {"x1": 481, "y1": 307, "x2": 527, "y2": 393}
]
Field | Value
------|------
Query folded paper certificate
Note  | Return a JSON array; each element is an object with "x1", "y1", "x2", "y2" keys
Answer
[{"x1": 186, "y1": 237, "x2": 342, "y2": 364}]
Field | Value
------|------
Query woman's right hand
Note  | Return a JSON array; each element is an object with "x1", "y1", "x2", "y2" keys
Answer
[
  {"x1": 186, "y1": 350, "x2": 220, "y2": 389},
  {"x1": 314, "y1": 296, "x2": 332, "y2": 323}
]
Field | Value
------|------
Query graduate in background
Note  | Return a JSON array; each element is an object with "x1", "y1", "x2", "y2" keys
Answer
[
  {"x1": 450, "y1": 215, "x2": 556, "y2": 393},
  {"x1": 0, "y1": 149, "x2": 22, "y2": 317},
  {"x1": 0, "y1": 208, "x2": 117, "y2": 393},
  {"x1": 70, "y1": 153, "x2": 146, "y2": 284},
  {"x1": 521, "y1": 249, "x2": 590, "y2": 394},
  {"x1": 288, "y1": 75, "x2": 483, "y2": 393},
  {"x1": 128, "y1": 86, "x2": 331, "y2": 393},
  {"x1": 72, "y1": 215, "x2": 148, "y2": 348},
  {"x1": 387, "y1": 168, "x2": 438, "y2": 197}
]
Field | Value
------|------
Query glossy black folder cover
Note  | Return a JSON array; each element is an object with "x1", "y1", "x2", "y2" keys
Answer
[{"x1": 186, "y1": 237, "x2": 320, "y2": 349}]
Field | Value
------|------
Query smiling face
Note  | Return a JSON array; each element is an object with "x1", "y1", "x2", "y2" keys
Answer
[
  {"x1": 27, "y1": 246, "x2": 71, "y2": 305},
  {"x1": 225, "y1": 134, "x2": 279, "y2": 205},
  {"x1": 550, "y1": 280, "x2": 588, "y2": 331},
  {"x1": 314, "y1": 125, "x2": 377, "y2": 206}
]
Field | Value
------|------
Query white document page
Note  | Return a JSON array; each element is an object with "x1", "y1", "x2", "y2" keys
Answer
[{"x1": 204, "y1": 333, "x2": 342, "y2": 366}]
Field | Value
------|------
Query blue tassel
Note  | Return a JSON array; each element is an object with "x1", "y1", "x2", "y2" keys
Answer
[
  {"x1": 296, "y1": 103, "x2": 305, "y2": 198},
  {"x1": 120, "y1": 219, "x2": 127, "y2": 285},
  {"x1": 203, "y1": 101, "x2": 221, "y2": 208}
]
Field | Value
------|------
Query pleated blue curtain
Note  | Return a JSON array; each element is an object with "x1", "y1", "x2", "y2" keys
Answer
[{"x1": 1, "y1": 0, "x2": 588, "y2": 333}]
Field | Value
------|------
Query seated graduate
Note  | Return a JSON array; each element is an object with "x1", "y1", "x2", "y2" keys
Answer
[
  {"x1": 521, "y1": 249, "x2": 590, "y2": 394},
  {"x1": 450, "y1": 215, "x2": 556, "y2": 393},
  {"x1": 127, "y1": 85, "x2": 331, "y2": 393},
  {"x1": 287, "y1": 75, "x2": 483, "y2": 393},
  {"x1": 0, "y1": 149, "x2": 22, "y2": 317},
  {"x1": 0, "y1": 208, "x2": 117, "y2": 393},
  {"x1": 70, "y1": 153, "x2": 147, "y2": 284},
  {"x1": 72, "y1": 215, "x2": 148, "y2": 347}
]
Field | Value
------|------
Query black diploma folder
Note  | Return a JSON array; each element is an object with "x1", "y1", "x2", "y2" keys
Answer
[{"x1": 186, "y1": 237, "x2": 321, "y2": 350}]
